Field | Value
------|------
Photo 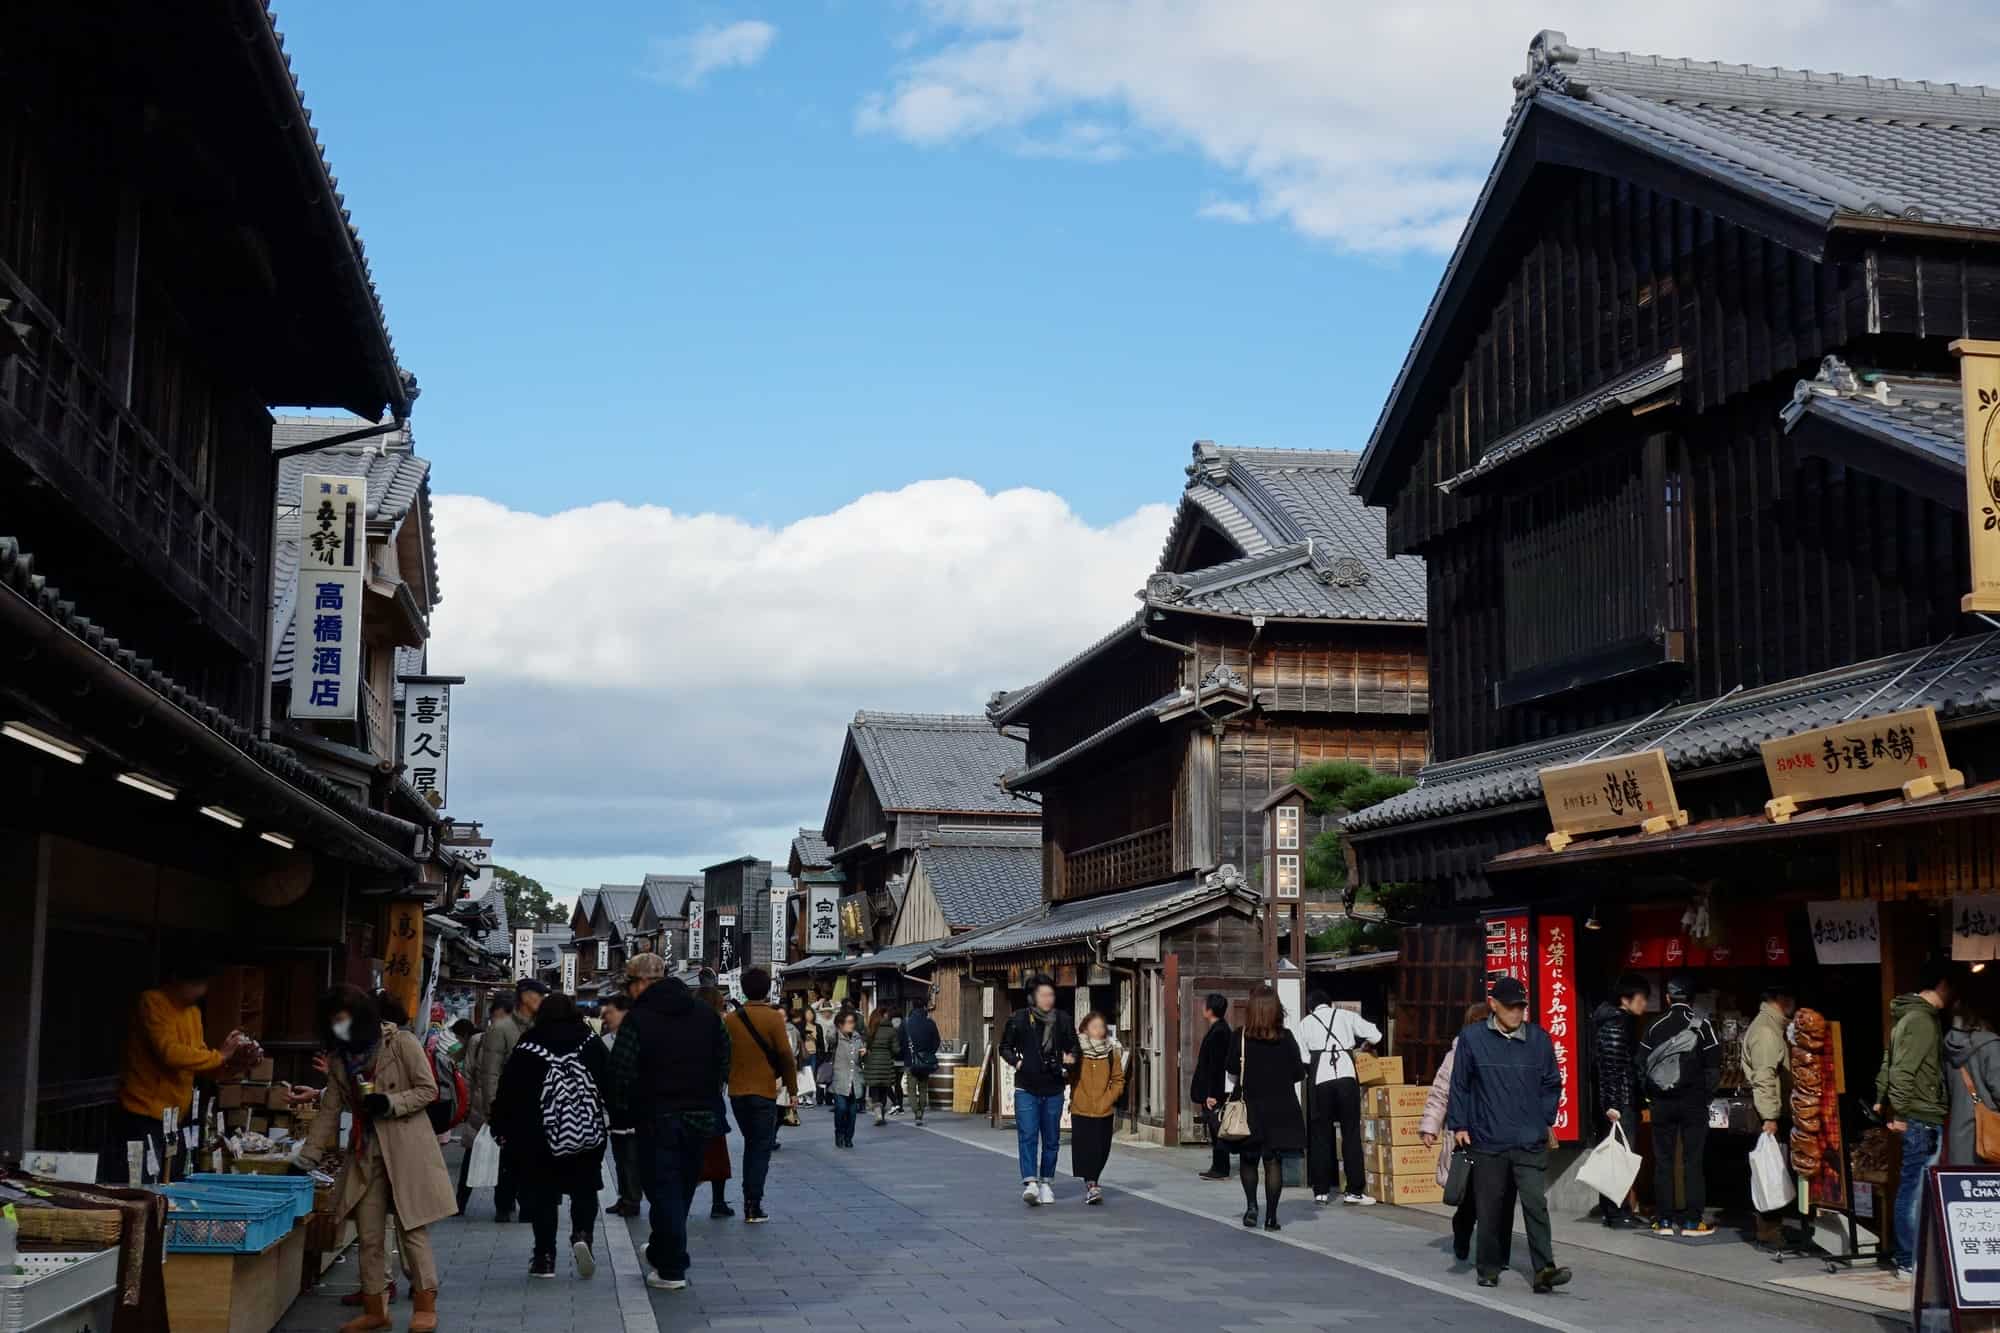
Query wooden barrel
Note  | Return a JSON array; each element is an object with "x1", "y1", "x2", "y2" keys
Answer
[{"x1": 927, "y1": 1049, "x2": 964, "y2": 1109}]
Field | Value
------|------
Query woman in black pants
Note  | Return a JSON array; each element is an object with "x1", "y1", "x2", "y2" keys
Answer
[
  {"x1": 1224, "y1": 985, "x2": 1308, "y2": 1231},
  {"x1": 492, "y1": 993, "x2": 608, "y2": 1280}
]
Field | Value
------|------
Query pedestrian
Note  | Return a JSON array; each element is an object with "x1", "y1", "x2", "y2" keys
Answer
[
  {"x1": 474, "y1": 979, "x2": 545, "y2": 1223},
  {"x1": 1876, "y1": 960, "x2": 1955, "y2": 1280},
  {"x1": 295, "y1": 985, "x2": 453, "y2": 1333},
  {"x1": 493, "y1": 993, "x2": 608, "y2": 1280},
  {"x1": 1190, "y1": 993, "x2": 1234, "y2": 1182},
  {"x1": 695, "y1": 985, "x2": 737, "y2": 1218},
  {"x1": 600, "y1": 995, "x2": 643, "y2": 1217},
  {"x1": 606, "y1": 952, "x2": 728, "y2": 1293},
  {"x1": 1638, "y1": 975, "x2": 1721, "y2": 1238},
  {"x1": 111, "y1": 958, "x2": 255, "y2": 1185},
  {"x1": 461, "y1": 994, "x2": 512, "y2": 1213},
  {"x1": 1587, "y1": 974, "x2": 1650, "y2": 1229},
  {"x1": 1225, "y1": 985, "x2": 1306, "y2": 1232},
  {"x1": 1295, "y1": 990, "x2": 1381, "y2": 1206},
  {"x1": 1421, "y1": 1002, "x2": 1506, "y2": 1264},
  {"x1": 1445, "y1": 975, "x2": 1570, "y2": 1294},
  {"x1": 900, "y1": 997, "x2": 941, "y2": 1126},
  {"x1": 826, "y1": 1009, "x2": 866, "y2": 1147},
  {"x1": 999, "y1": 974, "x2": 1080, "y2": 1206},
  {"x1": 722, "y1": 966, "x2": 797, "y2": 1225},
  {"x1": 1946, "y1": 1003, "x2": 2000, "y2": 1167},
  {"x1": 1741, "y1": 982, "x2": 1795, "y2": 1245},
  {"x1": 1069, "y1": 1011, "x2": 1125, "y2": 1205},
  {"x1": 863, "y1": 1004, "x2": 901, "y2": 1126},
  {"x1": 421, "y1": 1002, "x2": 463, "y2": 1144},
  {"x1": 791, "y1": 1008, "x2": 821, "y2": 1109},
  {"x1": 888, "y1": 1011, "x2": 908, "y2": 1116}
]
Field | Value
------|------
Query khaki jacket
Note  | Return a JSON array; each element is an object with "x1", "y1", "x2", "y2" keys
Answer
[
  {"x1": 1742, "y1": 1002, "x2": 1792, "y2": 1121},
  {"x1": 1069, "y1": 1047, "x2": 1126, "y2": 1118},
  {"x1": 300, "y1": 1024, "x2": 458, "y2": 1232},
  {"x1": 472, "y1": 1011, "x2": 528, "y2": 1121}
]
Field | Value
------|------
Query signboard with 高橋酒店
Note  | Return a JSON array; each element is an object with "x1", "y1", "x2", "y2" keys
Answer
[
  {"x1": 1538, "y1": 748, "x2": 1682, "y2": 840},
  {"x1": 1760, "y1": 705, "x2": 1961, "y2": 811}
]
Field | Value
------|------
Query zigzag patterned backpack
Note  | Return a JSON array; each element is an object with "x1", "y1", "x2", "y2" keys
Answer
[{"x1": 519, "y1": 1041, "x2": 607, "y2": 1157}]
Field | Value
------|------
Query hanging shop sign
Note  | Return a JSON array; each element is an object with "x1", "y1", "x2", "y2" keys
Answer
[
  {"x1": 595, "y1": 938, "x2": 608, "y2": 971},
  {"x1": 1538, "y1": 748, "x2": 1684, "y2": 847},
  {"x1": 1538, "y1": 915, "x2": 1580, "y2": 1143},
  {"x1": 1917, "y1": 1169, "x2": 2000, "y2": 1316},
  {"x1": 808, "y1": 884, "x2": 841, "y2": 955},
  {"x1": 1955, "y1": 338, "x2": 2000, "y2": 614},
  {"x1": 717, "y1": 913, "x2": 738, "y2": 972},
  {"x1": 560, "y1": 949, "x2": 578, "y2": 993},
  {"x1": 770, "y1": 887, "x2": 788, "y2": 970},
  {"x1": 839, "y1": 893, "x2": 869, "y2": 945},
  {"x1": 1761, "y1": 705, "x2": 1960, "y2": 816},
  {"x1": 399, "y1": 678, "x2": 457, "y2": 809},
  {"x1": 688, "y1": 898, "x2": 705, "y2": 964},
  {"x1": 1482, "y1": 911, "x2": 1530, "y2": 993},
  {"x1": 1807, "y1": 900, "x2": 1881, "y2": 965},
  {"x1": 1953, "y1": 895, "x2": 2000, "y2": 962},
  {"x1": 441, "y1": 825, "x2": 490, "y2": 880},
  {"x1": 382, "y1": 900, "x2": 423, "y2": 1021},
  {"x1": 512, "y1": 927, "x2": 536, "y2": 981},
  {"x1": 290, "y1": 473, "x2": 366, "y2": 720},
  {"x1": 1624, "y1": 906, "x2": 1792, "y2": 970}
]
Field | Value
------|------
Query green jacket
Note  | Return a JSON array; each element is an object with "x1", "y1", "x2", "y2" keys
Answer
[
  {"x1": 1876, "y1": 992, "x2": 1948, "y2": 1125},
  {"x1": 1741, "y1": 1002, "x2": 1792, "y2": 1121},
  {"x1": 862, "y1": 1019, "x2": 901, "y2": 1086}
]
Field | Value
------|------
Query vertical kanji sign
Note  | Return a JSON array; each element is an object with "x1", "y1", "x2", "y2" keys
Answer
[
  {"x1": 1538, "y1": 914, "x2": 1579, "y2": 1143},
  {"x1": 399, "y1": 679, "x2": 455, "y2": 809},
  {"x1": 382, "y1": 900, "x2": 423, "y2": 1023},
  {"x1": 290, "y1": 473, "x2": 365, "y2": 720},
  {"x1": 1483, "y1": 911, "x2": 1529, "y2": 995},
  {"x1": 807, "y1": 884, "x2": 840, "y2": 955}
]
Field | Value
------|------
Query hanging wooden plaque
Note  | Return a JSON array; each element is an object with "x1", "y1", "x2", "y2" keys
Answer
[
  {"x1": 1538, "y1": 748, "x2": 1683, "y2": 842},
  {"x1": 1761, "y1": 705, "x2": 1961, "y2": 812}
]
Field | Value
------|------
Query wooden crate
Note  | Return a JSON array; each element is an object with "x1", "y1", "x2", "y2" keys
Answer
[
  {"x1": 163, "y1": 1224, "x2": 305, "y2": 1333},
  {"x1": 952, "y1": 1065, "x2": 980, "y2": 1113}
]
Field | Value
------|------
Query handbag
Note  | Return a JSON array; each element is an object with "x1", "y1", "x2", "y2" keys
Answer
[
  {"x1": 1964, "y1": 1068, "x2": 2000, "y2": 1164},
  {"x1": 1442, "y1": 1147, "x2": 1474, "y2": 1206},
  {"x1": 1216, "y1": 1031, "x2": 1253, "y2": 1142}
]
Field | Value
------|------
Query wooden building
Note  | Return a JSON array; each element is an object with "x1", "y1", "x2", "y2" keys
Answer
[
  {"x1": 698, "y1": 856, "x2": 776, "y2": 975},
  {"x1": 818, "y1": 711, "x2": 1039, "y2": 951},
  {"x1": 0, "y1": 4, "x2": 451, "y2": 1156},
  {"x1": 1342, "y1": 32, "x2": 2000, "y2": 1100},
  {"x1": 629, "y1": 873, "x2": 699, "y2": 966}
]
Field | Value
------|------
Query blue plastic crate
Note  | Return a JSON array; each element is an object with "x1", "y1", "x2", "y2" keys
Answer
[
  {"x1": 185, "y1": 1172, "x2": 315, "y2": 1222},
  {"x1": 158, "y1": 1183, "x2": 294, "y2": 1254}
]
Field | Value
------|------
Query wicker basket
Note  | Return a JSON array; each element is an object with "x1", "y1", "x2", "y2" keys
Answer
[{"x1": 13, "y1": 1205, "x2": 122, "y2": 1249}]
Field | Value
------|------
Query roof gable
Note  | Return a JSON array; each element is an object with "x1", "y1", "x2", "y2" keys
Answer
[
  {"x1": 824, "y1": 712, "x2": 1035, "y2": 834},
  {"x1": 638, "y1": 874, "x2": 701, "y2": 925}
]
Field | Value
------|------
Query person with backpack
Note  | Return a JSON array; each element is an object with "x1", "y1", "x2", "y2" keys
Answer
[
  {"x1": 1876, "y1": 961, "x2": 1956, "y2": 1278},
  {"x1": 1295, "y1": 990, "x2": 1381, "y2": 1206},
  {"x1": 999, "y1": 975, "x2": 1080, "y2": 1206},
  {"x1": 722, "y1": 966, "x2": 797, "y2": 1225},
  {"x1": 900, "y1": 997, "x2": 941, "y2": 1126},
  {"x1": 492, "y1": 992, "x2": 609, "y2": 1280},
  {"x1": 422, "y1": 1002, "x2": 469, "y2": 1145},
  {"x1": 1638, "y1": 975, "x2": 1722, "y2": 1238}
]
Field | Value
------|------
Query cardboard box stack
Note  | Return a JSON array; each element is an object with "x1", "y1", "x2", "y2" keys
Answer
[{"x1": 1362, "y1": 1083, "x2": 1443, "y2": 1205}]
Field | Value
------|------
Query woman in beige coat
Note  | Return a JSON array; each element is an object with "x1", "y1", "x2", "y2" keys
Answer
[{"x1": 298, "y1": 985, "x2": 457, "y2": 1333}]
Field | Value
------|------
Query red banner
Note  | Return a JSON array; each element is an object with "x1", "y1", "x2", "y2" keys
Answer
[
  {"x1": 1538, "y1": 914, "x2": 1580, "y2": 1143},
  {"x1": 1623, "y1": 907, "x2": 1792, "y2": 970},
  {"x1": 1483, "y1": 911, "x2": 1530, "y2": 995}
]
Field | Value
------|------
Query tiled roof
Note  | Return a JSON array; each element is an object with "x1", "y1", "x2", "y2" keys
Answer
[
  {"x1": 573, "y1": 891, "x2": 599, "y2": 929},
  {"x1": 1781, "y1": 357, "x2": 1964, "y2": 469},
  {"x1": 913, "y1": 829, "x2": 1045, "y2": 930},
  {"x1": 1146, "y1": 540, "x2": 1423, "y2": 624},
  {"x1": 933, "y1": 871, "x2": 1254, "y2": 957},
  {"x1": 1357, "y1": 29, "x2": 2000, "y2": 499},
  {"x1": 594, "y1": 886, "x2": 642, "y2": 937},
  {"x1": 1158, "y1": 444, "x2": 1425, "y2": 622},
  {"x1": 1345, "y1": 631, "x2": 2000, "y2": 834},
  {"x1": 987, "y1": 615, "x2": 1144, "y2": 725},
  {"x1": 790, "y1": 828, "x2": 834, "y2": 870},
  {"x1": 459, "y1": 883, "x2": 511, "y2": 958},
  {"x1": 639, "y1": 874, "x2": 701, "y2": 923},
  {"x1": 1440, "y1": 353, "x2": 1685, "y2": 494},
  {"x1": 844, "y1": 711, "x2": 1038, "y2": 816},
  {"x1": 1001, "y1": 671, "x2": 1253, "y2": 792},
  {"x1": 847, "y1": 939, "x2": 944, "y2": 973}
]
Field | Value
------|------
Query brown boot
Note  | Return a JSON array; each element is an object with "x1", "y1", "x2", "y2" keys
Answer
[
  {"x1": 407, "y1": 1288, "x2": 438, "y2": 1333},
  {"x1": 337, "y1": 1291, "x2": 392, "y2": 1333},
  {"x1": 339, "y1": 1283, "x2": 395, "y2": 1307}
]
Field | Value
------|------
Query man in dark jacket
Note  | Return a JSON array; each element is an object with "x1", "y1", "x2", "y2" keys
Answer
[
  {"x1": 998, "y1": 975, "x2": 1080, "y2": 1205},
  {"x1": 899, "y1": 999, "x2": 941, "y2": 1127},
  {"x1": 1588, "y1": 975, "x2": 1649, "y2": 1227},
  {"x1": 1638, "y1": 975, "x2": 1722, "y2": 1237},
  {"x1": 1446, "y1": 976, "x2": 1569, "y2": 1294},
  {"x1": 1876, "y1": 961, "x2": 1955, "y2": 1277},
  {"x1": 1190, "y1": 994, "x2": 1233, "y2": 1180},
  {"x1": 607, "y1": 952, "x2": 729, "y2": 1291}
]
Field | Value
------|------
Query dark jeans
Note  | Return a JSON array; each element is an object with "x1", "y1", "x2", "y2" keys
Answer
[
  {"x1": 1894, "y1": 1118, "x2": 1943, "y2": 1269},
  {"x1": 639, "y1": 1117, "x2": 708, "y2": 1281},
  {"x1": 1308, "y1": 1078, "x2": 1365, "y2": 1196},
  {"x1": 610, "y1": 1132, "x2": 641, "y2": 1206},
  {"x1": 524, "y1": 1165, "x2": 599, "y2": 1255},
  {"x1": 832, "y1": 1093, "x2": 861, "y2": 1143},
  {"x1": 1200, "y1": 1104, "x2": 1230, "y2": 1174},
  {"x1": 1071, "y1": 1113, "x2": 1113, "y2": 1182},
  {"x1": 1651, "y1": 1096, "x2": 1710, "y2": 1225},
  {"x1": 729, "y1": 1095, "x2": 779, "y2": 1207},
  {"x1": 1472, "y1": 1146, "x2": 1553, "y2": 1277},
  {"x1": 1453, "y1": 1175, "x2": 1511, "y2": 1262}
]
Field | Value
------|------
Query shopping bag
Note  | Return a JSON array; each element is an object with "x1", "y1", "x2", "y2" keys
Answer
[
  {"x1": 464, "y1": 1125, "x2": 501, "y2": 1190},
  {"x1": 1750, "y1": 1129, "x2": 1797, "y2": 1213},
  {"x1": 1576, "y1": 1121, "x2": 1643, "y2": 1204}
]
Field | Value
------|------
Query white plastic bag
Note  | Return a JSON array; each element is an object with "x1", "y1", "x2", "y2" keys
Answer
[
  {"x1": 464, "y1": 1125, "x2": 501, "y2": 1190},
  {"x1": 1577, "y1": 1121, "x2": 1644, "y2": 1204},
  {"x1": 1750, "y1": 1129, "x2": 1797, "y2": 1213}
]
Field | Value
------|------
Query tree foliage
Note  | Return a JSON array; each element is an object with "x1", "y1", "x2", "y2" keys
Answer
[
  {"x1": 1288, "y1": 760, "x2": 1417, "y2": 954},
  {"x1": 490, "y1": 864, "x2": 559, "y2": 930}
]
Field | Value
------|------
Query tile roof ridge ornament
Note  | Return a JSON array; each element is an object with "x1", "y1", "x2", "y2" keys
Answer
[
  {"x1": 1513, "y1": 29, "x2": 1582, "y2": 104},
  {"x1": 1782, "y1": 354, "x2": 1899, "y2": 427},
  {"x1": 1189, "y1": 439, "x2": 1231, "y2": 487}
]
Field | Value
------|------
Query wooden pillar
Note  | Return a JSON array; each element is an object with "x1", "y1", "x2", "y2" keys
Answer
[
  {"x1": 0, "y1": 831, "x2": 48, "y2": 1155},
  {"x1": 382, "y1": 900, "x2": 424, "y2": 1023},
  {"x1": 1163, "y1": 952, "x2": 1181, "y2": 1147},
  {"x1": 1187, "y1": 729, "x2": 1220, "y2": 870}
]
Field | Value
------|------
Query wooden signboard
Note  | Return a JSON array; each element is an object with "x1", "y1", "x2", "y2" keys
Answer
[
  {"x1": 1537, "y1": 748, "x2": 1684, "y2": 850},
  {"x1": 381, "y1": 901, "x2": 424, "y2": 1022},
  {"x1": 1955, "y1": 339, "x2": 2000, "y2": 614},
  {"x1": 1761, "y1": 705, "x2": 1962, "y2": 818}
]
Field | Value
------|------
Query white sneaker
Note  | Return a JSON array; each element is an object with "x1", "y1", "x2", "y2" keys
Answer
[
  {"x1": 1343, "y1": 1193, "x2": 1376, "y2": 1206},
  {"x1": 645, "y1": 1270, "x2": 687, "y2": 1291},
  {"x1": 1313, "y1": 1193, "x2": 1330, "y2": 1205},
  {"x1": 1023, "y1": 1180, "x2": 1040, "y2": 1206},
  {"x1": 572, "y1": 1240, "x2": 595, "y2": 1279},
  {"x1": 1038, "y1": 1181, "x2": 1056, "y2": 1205}
]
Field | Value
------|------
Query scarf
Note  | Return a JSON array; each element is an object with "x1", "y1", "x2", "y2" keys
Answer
[
  {"x1": 1079, "y1": 1033, "x2": 1115, "y2": 1060},
  {"x1": 1028, "y1": 1006, "x2": 1059, "y2": 1055}
]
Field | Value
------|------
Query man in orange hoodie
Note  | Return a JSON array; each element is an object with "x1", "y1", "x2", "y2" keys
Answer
[
  {"x1": 114, "y1": 960, "x2": 253, "y2": 1182},
  {"x1": 723, "y1": 967, "x2": 798, "y2": 1225}
]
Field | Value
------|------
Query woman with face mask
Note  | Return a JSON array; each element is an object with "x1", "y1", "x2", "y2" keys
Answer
[{"x1": 295, "y1": 985, "x2": 457, "y2": 1333}]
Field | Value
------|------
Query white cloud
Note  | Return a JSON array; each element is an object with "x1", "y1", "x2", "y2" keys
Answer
[
  {"x1": 646, "y1": 19, "x2": 778, "y2": 89},
  {"x1": 1197, "y1": 196, "x2": 1255, "y2": 226},
  {"x1": 428, "y1": 481, "x2": 1171, "y2": 867},
  {"x1": 857, "y1": 2, "x2": 2000, "y2": 254}
]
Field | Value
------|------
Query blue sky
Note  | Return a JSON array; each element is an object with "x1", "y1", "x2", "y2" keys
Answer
[{"x1": 278, "y1": 2, "x2": 1444, "y2": 529}]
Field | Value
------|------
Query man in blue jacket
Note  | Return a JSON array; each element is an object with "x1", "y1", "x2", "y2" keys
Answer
[{"x1": 1447, "y1": 975, "x2": 1571, "y2": 1294}]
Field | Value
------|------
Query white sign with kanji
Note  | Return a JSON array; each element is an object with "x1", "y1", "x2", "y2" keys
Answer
[
  {"x1": 290, "y1": 472, "x2": 365, "y2": 720},
  {"x1": 1808, "y1": 900, "x2": 1882, "y2": 965},
  {"x1": 808, "y1": 885, "x2": 840, "y2": 955},
  {"x1": 400, "y1": 682, "x2": 452, "y2": 809}
]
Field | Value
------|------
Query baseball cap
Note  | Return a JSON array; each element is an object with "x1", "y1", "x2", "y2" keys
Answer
[
  {"x1": 1490, "y1": 976, "x2": 1528, "y2": 1007},
  {"x1": 625, "y1": 952, "x2": 666, "y2": 981},
  {"x1": 516, "y1": 978, "x2": 549, "y2": 997}
]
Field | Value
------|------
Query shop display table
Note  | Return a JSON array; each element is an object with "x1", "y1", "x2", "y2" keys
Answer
[{"x1": 161, "y1": 1224, "x2": 304, "y2": 1333}]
